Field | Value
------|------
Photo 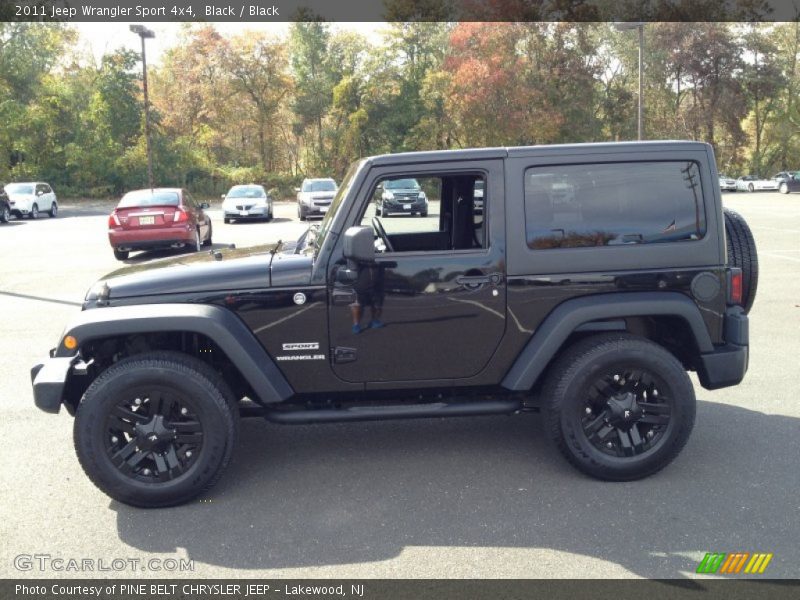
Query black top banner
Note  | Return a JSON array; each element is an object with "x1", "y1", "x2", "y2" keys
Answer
[{"x1": 3, "y1": 0, "x2": 800, "y2": 22}]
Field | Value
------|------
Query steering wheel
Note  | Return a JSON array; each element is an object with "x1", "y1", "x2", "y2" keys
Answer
[{"x1": 372, "y1": 216, "x2": 394, "y2": 252}]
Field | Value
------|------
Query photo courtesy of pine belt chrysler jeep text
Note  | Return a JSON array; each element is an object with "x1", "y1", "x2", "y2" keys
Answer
[{"x1": 31, "y1": 142, "x2": 756, "y2": 507}]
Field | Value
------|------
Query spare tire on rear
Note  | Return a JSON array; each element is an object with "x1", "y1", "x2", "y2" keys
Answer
[{"x1": 723, "y1": 208, "x2": 758, "y2": 314}]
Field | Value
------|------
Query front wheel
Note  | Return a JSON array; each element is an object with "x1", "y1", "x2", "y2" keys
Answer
[
  {"x1": 544, "y1": 333, "x2": 695, "y2": 481},
  {"x1": 780, "y1": 182, "x2": 789, "y2": 194},
  {"x1": 73, "y1": 352, "x2": 239, "y2": 507},
  {"x1": 0, "y1": 205, "x2": 9, "y2": 223},
  {"x1": 748, "y1": 183, "x2": 755, "y2": 192},
  {"x1": 49, "y1": 202, "x2": 58, "y2": 217},
  {"x1": 30, "y1": 203, "x2": 39, "y2": 219}
]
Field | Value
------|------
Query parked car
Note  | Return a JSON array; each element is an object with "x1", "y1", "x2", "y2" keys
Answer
[
  {"x1": 4, "y1": 182, "x2": 58, "y2": 219},
  {"x1": 775, "y1": 172, "x2": 800, "y2": 194},
  {"x1": 33, "y1": 141, "x2": 754, "y2": 507},
  {"x1": 375, "y1": 177, "x2": 428, "y2": 217},
  {"x1": 107, "y1": 188, "x2": 212, "y2": 261},
  {"x1": 718, "y1": 174, "x2": 737, "y2": 192},
  {"x1": 474, "y1": 179, "x2": 485, "y2": 213},
  {"x1": 735, "y1": 175, "x2": 778, "y2": 192},
  {"x1": 297, "y1": 178, "x2": 338, "y2": 221},
  {"x1": 0, "y1": 183, "x2": 10, "y2": 223},
  {"x1": 221, "y1": 184, "x2": 273, "y2": 223}
]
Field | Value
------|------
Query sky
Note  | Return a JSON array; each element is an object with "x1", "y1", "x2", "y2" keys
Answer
[{"x1": 72, "y1": 22, "x2": 387, "y2": 64}]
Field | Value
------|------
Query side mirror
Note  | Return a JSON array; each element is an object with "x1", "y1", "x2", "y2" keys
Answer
[
  {"x1": 221, "y1": 194, "x2": 226, "y2": 199},
  {"x1": 200, "y1": 202, "x2": 210, "y2": 209},
  {"x1": 36, "y1": 191, "x2": 44, "y2": 196},
  {"x1": 294, "y1": 187, "x2": 301, "y2": 193},
  {"x1": 343, "y1": 226, "x2": 375, "y2": 265}
]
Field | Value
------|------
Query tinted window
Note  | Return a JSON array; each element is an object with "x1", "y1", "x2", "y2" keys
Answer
[
  {"x1": 7, "y1": 183, "x2": 34, "y2": 194},
  {"x1": 302, "y1": 180, "x2": 337, "y2": 192},
  {"x1": 227, "y1": 185, "x2": 266, "y2": 198},
  {"x1": 524, "y1": 162, "x2": 705, "y2": 250},
  {"x1": 118, "y1": 190, "x2": 180, "y2": 208}
]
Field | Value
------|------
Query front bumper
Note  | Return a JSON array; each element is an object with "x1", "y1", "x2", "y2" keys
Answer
[
  {"x1": 224, "y1": 205, "x2": 271, "y2": 218},
  {"x1": 382, "y1": 198, "x2": 427, "y2": 214},
  {"x1": 697, "y1": 307, "x2": 749, "y2": 390},
  {"x1": 31, "y1": 354, "x2": 78, "y2": 414}
]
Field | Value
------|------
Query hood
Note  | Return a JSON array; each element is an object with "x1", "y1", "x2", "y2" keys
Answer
[
  {"x1": 85, "y1": 244, "x2": 313, "y2": 305},
  {"x1": 301, "y1": 191, "x2": 336, "y2": 200}
]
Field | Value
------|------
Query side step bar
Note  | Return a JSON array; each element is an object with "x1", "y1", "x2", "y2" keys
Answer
[{"x1": 259, "y1": 399, "x2": 523, "y2": 425}]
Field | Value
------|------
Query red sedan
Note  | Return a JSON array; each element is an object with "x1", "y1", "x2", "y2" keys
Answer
[{"x1": 108, "y1": 188, "x2": 212, "y2": 260}]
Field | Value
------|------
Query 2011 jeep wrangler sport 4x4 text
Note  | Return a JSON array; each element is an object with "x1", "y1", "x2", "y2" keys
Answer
[{"x1": 32, "y1": 142, "x2": 756, "y2": 507}]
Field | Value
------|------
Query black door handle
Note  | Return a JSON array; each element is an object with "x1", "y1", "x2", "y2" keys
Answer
[
  {"x1": 456, "y1": 273, "x2": 503, "y2": 287},
  {"x1": 332, "y1": 288, "x2": 356, "y2": 305}
]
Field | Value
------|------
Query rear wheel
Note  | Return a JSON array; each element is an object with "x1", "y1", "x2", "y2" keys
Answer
[
  {"x1": 49, "y1": 202, "x2": 58, "y2": 217},
  {"x1": 73, "y1": 351, "x2": 239, "y2": 508},
  {"x1": 113, "y1": 249, "x2": 129, "y2": 261},
  {"x1": 544, "y1": 334, "x2": 695, "y2": 481},
  {"x1": 190, "y1": 229, "x2": 201, "y2": 252},
  {"x1": 723, "y1": 208, "x2": 758, "y2": 314}
]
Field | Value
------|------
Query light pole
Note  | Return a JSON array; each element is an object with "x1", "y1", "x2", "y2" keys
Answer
[
  {"x1": 130, "y1": 24, "x2": 155, "y2": 189},
  {"x1": 615, "y1": 22, "x2": 645, "y2": 140}
]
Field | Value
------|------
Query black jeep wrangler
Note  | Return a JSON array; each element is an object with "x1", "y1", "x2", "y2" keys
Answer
[{"x1": 32, "y1": 142, "x2": 756, "y2": 507}]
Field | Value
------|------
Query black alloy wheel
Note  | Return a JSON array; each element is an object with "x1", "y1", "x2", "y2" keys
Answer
[
  {"x1": 74, "y1": 352, "x2": 238, "y2": 507},
  {"x1": 104, "y1": 387, "x2": 203, "y2": 483},
  {"x1": 579, "y1": 369, "x2": 672, "y2": 458},
  {"x1": 544, "y1": 334, "x2": 695, "y2": 481}
]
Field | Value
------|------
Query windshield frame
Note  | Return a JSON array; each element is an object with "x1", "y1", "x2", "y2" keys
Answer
[{"x1": 312, "y1": 162, "x2": 361, "y2": 256}]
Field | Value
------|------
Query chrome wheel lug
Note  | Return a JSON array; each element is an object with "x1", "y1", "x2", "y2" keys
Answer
[
  {"x1": 652, "y1": 389, "x2": 659, "y2": 397},
  {"x1": 585, "y1": 407, "x2": 592, "y2": 415},
  {"x1": 180, "y1": 407, "x2": 188, "y2": 416},
  {"x1": 110, "y1": 436, "x2": 118, "y2": 444},
  {"x1": 613, "y1": 374, "x2": 620, "y2": 382},
  {"x1": 619, "y1": 378, "x2": 626, "y2": 385},
  {"x1": 142, "y1": 468, "x2": 151, "y2": 476},
  {"x1": 186, "y1": 450, "x2": 192, "y2": 458},
  {"x1": 647, "y1": 430, "x2": 654, "y2": 438},
  {"x1": 133, "y1": 398, "x2": 142, "y2": 406},
  {"x1": 606, "y1": 442, "x2": 613, "y2": 448}
]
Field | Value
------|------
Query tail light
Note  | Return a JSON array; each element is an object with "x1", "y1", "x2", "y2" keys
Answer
[
  {"x1": 108, "y1": 211, "x2": 121, "y2": 228},
  {"x1": 173, "y1": 208, "x2": 189, "y2": 223},
  {"x1": 728, "y1": 268, "x2": 743, "y2": 305}
]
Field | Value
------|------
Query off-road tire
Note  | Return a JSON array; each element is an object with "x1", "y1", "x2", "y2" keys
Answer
[
  {"x1": 73, "y1": 351, "x2": 239, "y2": 508},
  {"x1": 723, "y1": 208, "x2": 758, "y2": 314},
  {"x1": 544, "y1": 333, "x2": 696, "y2": 481}
]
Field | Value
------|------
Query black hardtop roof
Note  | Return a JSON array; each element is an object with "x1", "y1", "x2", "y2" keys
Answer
[{"x1": 366, "y1": 141, "x2": 709, "y2": 166}]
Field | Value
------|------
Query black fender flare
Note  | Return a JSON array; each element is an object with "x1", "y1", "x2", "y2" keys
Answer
[
  {"x1": 56, "y1": 303, "x2": 293, "y2": 404},
  {"x1": 501, "y1": 292, "x2": 714, "y2": 391}
]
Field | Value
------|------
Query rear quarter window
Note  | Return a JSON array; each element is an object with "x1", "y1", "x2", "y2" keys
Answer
[{"x1": 524, "y1": 161, "x2": 706, "y2": 250}]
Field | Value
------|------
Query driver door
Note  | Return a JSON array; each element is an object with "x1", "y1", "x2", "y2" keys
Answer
[{"x1": 327, "y1": 160, "x2": 506, "y2": 385}]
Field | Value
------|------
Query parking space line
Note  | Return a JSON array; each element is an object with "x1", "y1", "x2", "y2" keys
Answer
[
  {"x1": 760, "y1": 252, "x2": 800, "y2": 264},
  {"x1": 0, "y1": 290, "x2": 82, "y2": 306}
]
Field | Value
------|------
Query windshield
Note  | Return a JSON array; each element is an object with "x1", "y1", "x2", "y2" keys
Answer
[
  {"x1": 6, "y1": 183, "x2": 34, "y2": 194},
  {"x1": 313, "y1": 163, "x2": 360, "y2": 254},
  {"x1": 385, "y1": 178, "x2": 420, "y2": 190},
  {"x1": 227, "y1": 186, "x2": 266, "y2": 198},
  {"x1": 118, "y1": 190, "x2": 180, "y2": 208},
  {"x1": 302, "y1": 180, "x2": 337, "y2": 192}
]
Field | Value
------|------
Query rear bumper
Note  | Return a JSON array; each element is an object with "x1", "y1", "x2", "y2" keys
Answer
[
  {"x1": 109, "y1": 226, "x2": 194, "y2": 251},
  {"x1": 31, "y1": 355, "x2": 77, "y2": 414},
  {"x1": 697, "y1": 307, "x2": 749, "y2": 390}
]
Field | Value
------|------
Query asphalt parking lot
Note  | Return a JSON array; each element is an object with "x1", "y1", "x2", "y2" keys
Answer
[{"x1": 1, "y1": 193, "x2": 798, "y2": 579}]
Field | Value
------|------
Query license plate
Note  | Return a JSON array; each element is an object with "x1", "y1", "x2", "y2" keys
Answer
[
  {"x1": 239, "y1": 210, "x2": 248, "y2": 216},
  {"x1": 139, "y1": 216, "x2": 154, "y2": 225},
  {"x1": 403, "y1": 204, "x2": 412, "y2": 209}
]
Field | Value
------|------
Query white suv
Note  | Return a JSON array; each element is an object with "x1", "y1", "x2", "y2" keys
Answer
[
  {"x1": 296, "y1": 178, "x2": 338, "y2": 221},
  {"x1": 5, "y1": 182, "x2": 58, "y2": 219}
]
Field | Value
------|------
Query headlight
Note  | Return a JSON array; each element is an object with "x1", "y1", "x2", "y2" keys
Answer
[
  {"x1": 384, "y1": 191, "x2": 394, "y2": 200},
  {"x1": 419, "y1": 192, "x2": 427, "y2": 200}
]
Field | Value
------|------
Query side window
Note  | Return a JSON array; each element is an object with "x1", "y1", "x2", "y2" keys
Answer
[
  {"x1": 35, "y1": 184, "x2": 45, "y2": 195},
  {"x1": 359, "y1": 173, "x2": 487, "y2": 253},
  {"x1": 42, "y1": 184, "x2": 52, "y2": 194},
  {"x1": 524, "y1": 161, "x2": 705, "y2": 250}
]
